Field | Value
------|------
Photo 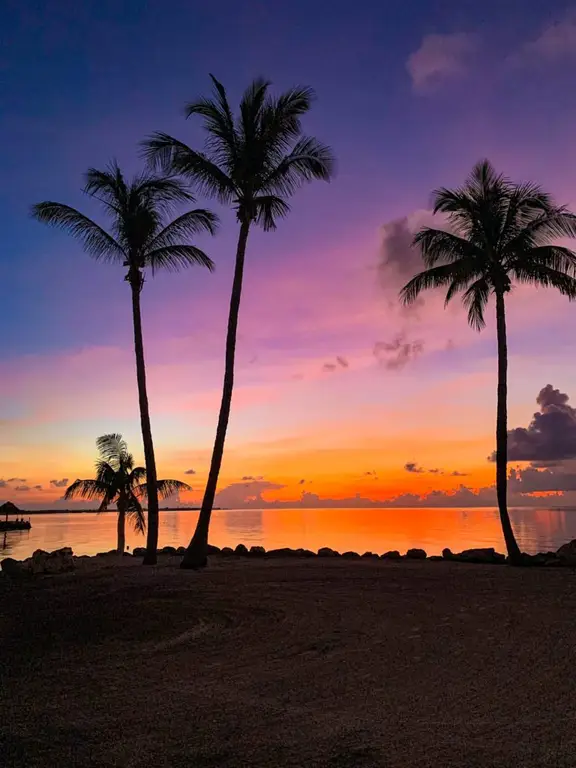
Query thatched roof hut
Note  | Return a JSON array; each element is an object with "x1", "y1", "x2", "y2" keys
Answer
[{"x1": 0, "y1": 501, "x2": 20, "y2": 520}]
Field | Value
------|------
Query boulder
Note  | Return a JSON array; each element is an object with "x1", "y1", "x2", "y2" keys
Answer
[
  {"x1": 406, "y1": 548, "x2": 427, "y2": 560},
  {"x1": 206, "y1": 544, "x2": 221, "y2": 555},
  {"x1": 43, "y1": 547, "x2": 75, "y2": 574},
  {"x1": 161, "y1": 546, "x2": 178, "y2": 555},
  {"x1": 454, "y1": 548, "x2": 506, "y2": 564},
  {"x1": 266, "y1": 547, "x2": 299, "y2": 557},
  {"x1": 249, "y1": 546, "x2": 266, "y2": 557},
  {"x1": 317, "y1": 547, "x2": 339, "y2": 557},
  {"x1": 1, "y1": 557, "x2": 25, "y2": 577},
  {"x1": 381, "y1": 550, "x2": 401, "y2": 560},
  {"x1": 234, "y1": 543, "x2": 249, "y2": 556},
  {"x1": 296, "y1": 548, "x2": 316, "y2": 558},
  {"x1": 132, "y1": 547, "x2": 147, "y2": 557},
  {"x1": 428, "y1": 555, "x2": 443, "y2": 561},
  {"x1": 361, "y1": 551, "x2": 378, "y2": 558},
  {"x1": 557, "y1": 539, "x2": 576, "y2": 565},
  {"x1": 220, "y1": 546, "x2": 235, "y2": 556},
  {"x1": 341, "y1": 551, "x2": 360, "y2": 559},
  {"x1": 176, "y1": 546, "x2": 187, "y2": 555},
  {"x1": 442, "y1": 548, "x2": 454, "y2": 560}
]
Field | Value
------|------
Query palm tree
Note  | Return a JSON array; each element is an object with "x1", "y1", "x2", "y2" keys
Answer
[
  {"x1": 32, "y1": 163, "x2": 217, "y2": 565},
  {"x1": 64, "y1": 433, "x2": 191, "y2": 553},
  {"x1": 400, "y1": 160, "x2": 576, "y2": 563},
  {"x1": 143, "y1": 75, "x2": 335, "y2": 568}
]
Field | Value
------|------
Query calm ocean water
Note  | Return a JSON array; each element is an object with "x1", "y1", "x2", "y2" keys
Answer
[{"x1": 1, "y1": 507, "x2": 575, "y2": 561}]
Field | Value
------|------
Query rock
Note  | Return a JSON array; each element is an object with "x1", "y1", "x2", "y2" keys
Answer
[
  {"x1": 361, "y1": 551, "x2": 378, "y2": 558},
  {"x1": 220, "y1": 546, "x2": 234, "y2": 556},
  {"x1": 234, "y1": 544, "x2": 249, "y2": 556},
  {"x1": 161, "y1": 546, "x2": 178, "y2": 555},
  {"x1": 206, "y1": 544, "x2": 221, "y2": 555},
  {"x1": 381, "y1": 550, "x2": 401, "y2": 560},
  {"x1": 132, "y1": 547, "x2": 146, "y2": 557},
  {"x1": 341, "y1": 551, "x2": 360, "y2": 559},
  {"x1": 454, "y1": 548, "x2": 506, "y2": 564},
  {"x1": 43, "y1": 547, "x2": 75, "y2": 574},
  {"x1": 249, "y1": 546, "x2": 266, "y2": 557},
  {"x1": 442, "y1": 548, "x2": 454, "y2": 560},
  {"x1": 557, "y1": 539, "x2": 576, "y2": 565},
  {"x1": 428, "y1": 555, "x2": 443, "y2": 561},
  {"x1": 296, "y1": 548, "x2": 316, "y2": 557},
  {"x1": 266, "y1": 547, "x2": 299, "y2": 557},
  {"x1": 317, "y1": 547, "x2": 339, "y2": 557},
  {"x1": 176, "y1": 546, "x2": 186, "y2": 555},
  {"x1": 122, "y1": 551, "x2": 132, "y2": 557},
  {"x1": 1, "y1": 557, "x2": 25, "y2": 577},
  {"x1": 406, "y1": 548, "x2": 427, "y2": 560}
]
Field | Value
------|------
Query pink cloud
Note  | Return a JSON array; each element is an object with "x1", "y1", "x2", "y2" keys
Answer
[
  {"x1": 515, "y1": 10, "x2": 576, "y2": 63},
  {"x1": 407, "y1": 33, "x2": 477, "y2": 91}
]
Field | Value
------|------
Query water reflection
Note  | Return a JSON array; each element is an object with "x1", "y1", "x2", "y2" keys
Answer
[{"x1": 2, "y1": 507, "x2": 576, "y2": 561}]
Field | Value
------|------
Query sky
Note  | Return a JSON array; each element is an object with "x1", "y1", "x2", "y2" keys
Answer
[{"x1": 3, "y1": 0, "x2": 576, "y2": 509}]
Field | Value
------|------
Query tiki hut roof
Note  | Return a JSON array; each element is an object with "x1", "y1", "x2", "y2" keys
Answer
[{"x1": 0, "y1": 501, "x2": 20, "y2": 516}]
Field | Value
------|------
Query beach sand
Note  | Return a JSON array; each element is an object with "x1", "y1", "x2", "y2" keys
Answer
[{"x1": 2, "y1": 556, "x2": 576, "y2": 767}]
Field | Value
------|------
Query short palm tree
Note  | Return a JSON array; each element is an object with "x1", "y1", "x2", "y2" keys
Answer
[
  {"x1": 400, "y1": 160, "x2": 576, "y2": 563},
  {"x1": 32, "y1": 163, "x2": 217, "y2": 565},
  {"x1": 144, "y1": 76, "x2": 335, "y2": 567},
  {"x1": 64, "y1": 434, "x2": 191, "y2": 553}
]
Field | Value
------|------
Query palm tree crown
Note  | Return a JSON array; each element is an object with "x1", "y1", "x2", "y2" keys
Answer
[
  {"x1": 143, "y1": 75, "x2": 335, "y2": 230},
  {"x1": 32, "y1": 162, "x2": 218, "y2": 275},
  {"x1": 64, "y1": 433, "x2": 191, "y2": 533},
  {"x1": 400, "y1": 160, "x2": 576, "y2": 323}
]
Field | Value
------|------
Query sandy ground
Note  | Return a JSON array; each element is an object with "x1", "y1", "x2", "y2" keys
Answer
[{"x1": 2, "y1": 556, "x2": 576, "y2": 767}]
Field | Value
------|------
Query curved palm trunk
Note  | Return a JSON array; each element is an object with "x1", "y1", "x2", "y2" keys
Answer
[
  {"x1": 129, "y1": 271, "x2": 160, "y2": 566},
  {"x1": 182, "y1": 220, "x2": 251, "y2": 569},
  {"x1": 495, "y1": 290, "x2": 522, "y2": 564},
  {"x1": 117, "y1": 504, "x2": 126, "y2": 553}
]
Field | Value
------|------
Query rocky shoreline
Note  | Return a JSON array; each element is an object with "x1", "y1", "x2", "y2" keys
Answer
[{"x1": 3, "y1": 539, "x2": 576, "y2": 576}]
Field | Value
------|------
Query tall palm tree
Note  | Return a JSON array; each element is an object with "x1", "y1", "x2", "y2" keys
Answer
[
  {"x1": 143, "y1": 75, "x2": 335, "y2": 568},
  {"x1": 32, "y1": 163, "x2": 217, "y2": 565},
  {"x1": 400, "y1": 160, "x2": 576, "y2": 563},
  {"x1": 64, "y1": 433, "x2": 191, "y2": 553}
]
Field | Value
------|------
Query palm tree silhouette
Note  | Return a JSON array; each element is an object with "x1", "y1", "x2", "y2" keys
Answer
[
  {"x1": 32, "y1": 163, "x2": 217, "y2": 564},
  {"x1": 64, "y1": 433, "x2": 191, "y2": 553},
  {"x1": 144, "y1": 76, "x2": 335, "y2": 567},
  {"x1": 401, "y1": 160, "x2": 576, "y2": 563}
]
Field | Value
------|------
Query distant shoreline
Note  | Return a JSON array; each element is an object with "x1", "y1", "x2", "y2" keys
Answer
[
  {"x1": 7, "y1": 505, "x2": 576, "y2": 514},
  {"x1": 11, "y1": 507, "x2": 224, "y2": 515}
]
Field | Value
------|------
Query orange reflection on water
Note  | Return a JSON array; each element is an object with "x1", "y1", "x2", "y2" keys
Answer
[{"x1": 1, "y1": 507, "x2": 574, "y2": 560}]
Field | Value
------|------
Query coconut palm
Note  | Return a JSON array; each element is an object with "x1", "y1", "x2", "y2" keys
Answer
[
  {"x1": 400, "y1": 160, "x2": 576, "y2": 563},
  {"x1": 143, "y1": 75, "x2": 335, "y2": 567},
  {"x1": 32, "y1": 163, "x2": 217, "y2": 564},
  {"x1": 64, "y1": 434, "x2": 191, "y2": 553}
]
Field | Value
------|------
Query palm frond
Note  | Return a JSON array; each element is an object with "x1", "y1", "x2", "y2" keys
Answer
[
  {"x1": 461, "y1": 277, "x2": 491, "y2": 331},
  {"x1": 97, "y1": 433, "x2": 129, "y2": 465},
  {"x1": 137, "y1": 479, "x2": 191, "y2": 499},
  {"x1": 84, "y1": 163, "x2": 127, "y2": 208},
  {"x1": 508, "y1": 245, "x2": 576, "y2": 275},
  {"x1": 132, "y1": 174, "x2": 195, "y2": 213},
  {"x1": 262, "y1": 136, "x2": 335, "y2": 198},
  {"x1": 31, "y1": 203, "x2": 125, "y2": 263},
  {"x1": 142, "y1": 133, "x2": 236, "y2": 204},
  {"x1": 253, "y1": 195, "x2": 291, "y2": 231},
  {"x1": 63, "y1": 478, "x2": 111, "y2": 502},
  {"x1": 504, "y1": 209, "x2": 576, "y2": 252},
  {"x1": 511, "y1": 263, "x2": 576, "y2": 298},
  {"x1": 145, "y1": 244, "x2": 215, "y2": 273},
  {"x1": 413, "y1": 228, "x2": 483, "y2": 267},
  {"x1": 400, "y1": 260, "x2": 479, "y2": 305},
  {"x1": 239, "y1": 77, "x2": 271, "y2": 146},
  {"x1": 185, "y1": 75, "x2": 238, "y2": 167},
  {"x1": 124, "y1": 493, "x2": 146, "y2": 533},
  {"x1": 147, "y1": 208, "x2": 219, "y2": 251}
]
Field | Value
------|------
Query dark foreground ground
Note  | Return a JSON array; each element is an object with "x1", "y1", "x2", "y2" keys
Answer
[{"x1": 2, "y1": 557, "x2": 576, "y2": 767}]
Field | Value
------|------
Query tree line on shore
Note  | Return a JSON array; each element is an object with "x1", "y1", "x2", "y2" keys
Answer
[{"x1": 32, "y1": 75, "x2": 576, "y2": 567}]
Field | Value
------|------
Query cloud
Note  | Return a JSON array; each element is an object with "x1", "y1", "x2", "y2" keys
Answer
[
  {"x1": 299, "y1": 479, "x2": 306, "y2": 485},
  {"x1": 7, "y1": 478, "x2": 26, "y2": 483},
  {"x1": 242, "y1": 475, "x2": 255, "y2": 481},
  {"x1": 0, "y1": 480, "x2": 6, "y2": 488},
  {"x1": 374, "y1": 335, "x2": 424, "y2": 370},
  {"x1": 215, "y1": 480, "x2": 285, "y2": 508},
  {"x1": 451, "y1": 470, "x2": 469, "y2": 477},
  {"x1": 428, "y1": 468, "x2": 444, "y2": 475},
  {"x1": 322, "y1": 357, "x2": 349, "y2": 373},
  {"x1": 322, "y1": 363, "x2": 337, "y2": 373},
  {"x1": 515, "y1": 10, "x2": 576, "y2": 64},
  {"x1": 184, "y1": 469, "x2": 196, "y2": 475},
  {"x1": 508, "y1": 465, "x2": 576, "y2": 493},
  {"x1": 494, "y1": 385, "x2": 576, "y2": 464},
  {"x1": 14, "y1": 485, "x2": 30, "y2": 492},
  {"x1": 407, "y1": 33, "x2": 477, "y2": 90},
  {"x1": 33, "y1": 485, "x2": 42, "y2": 490},
  {"x1": 50, "y1": 478, "x2": 69, "y2": 488},
  {"x1": 404, "y1": 462, "x2": 425, "y2": 474},
  {"x1": 379, "y1": 217, "x2": 424, "y2": 285},
  {"x1": 336, "y1": 356, "x2": 349, "y2": 369}
]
